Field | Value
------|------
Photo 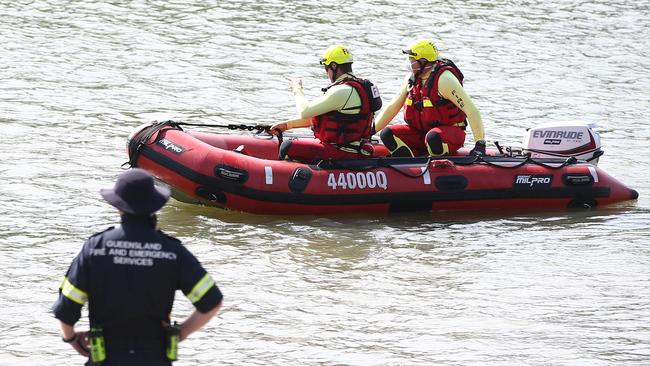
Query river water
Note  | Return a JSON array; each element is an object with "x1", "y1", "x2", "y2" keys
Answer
[{"x1": 1, "y1": 1, "x2": 649, "y2": 365}]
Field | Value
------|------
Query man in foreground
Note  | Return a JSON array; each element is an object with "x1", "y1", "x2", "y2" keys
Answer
[{"x1": 53, "y1": 168, "x2": 223, "y2": 365}]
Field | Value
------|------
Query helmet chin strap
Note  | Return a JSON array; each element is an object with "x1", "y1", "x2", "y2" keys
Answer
[
  {"x1": 413, "y1": 59, "x2": 431, "y2": 80},
  {"x1": 327, "y1": 64, "x2": 339, "y2": 82}
]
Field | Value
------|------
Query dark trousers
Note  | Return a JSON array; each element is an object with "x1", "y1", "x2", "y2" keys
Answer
[
  {"x1": 85, "y1": 350, "x2": 171, "y2": 366},
  {"x1": 85, "y1": 337, "x2": 171, "y2": 366}
]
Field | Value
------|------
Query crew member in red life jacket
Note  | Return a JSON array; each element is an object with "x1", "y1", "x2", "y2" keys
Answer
[
  {"x1": 270, "y1": 44, "x2": 382, "y2": 164},
  {"x1": 375, "y1": 39, "x2": 486, "y2": 157}
]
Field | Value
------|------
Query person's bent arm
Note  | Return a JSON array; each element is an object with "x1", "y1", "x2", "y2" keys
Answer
[
  {"x1": 295, "y1": 84, "x2": 356, "y2": 119},
  {"x1": 271, "y1": 84, "x2": 356, "y2": 134},
  {"x1": 270, "y1": 117, "x2": 311, "y2": 135},
  {"x1": 58, "y1": 320, "x2": 90, "y2": 357},
  {"x1": 180, "y1": 302, "x2": 222, "y2": 341},
  {"x1": 59, "y1": 321, "x2": 76, "y2": 341},
  {"x1": 437, "y1": 70, "x2": 485, "y2": 141},
  {"x1": 53, "y1": 250, "x2": 91, "y2": 357},
  {"x1": 374, "y1": 74, "x2": 410, "y2": 132}
]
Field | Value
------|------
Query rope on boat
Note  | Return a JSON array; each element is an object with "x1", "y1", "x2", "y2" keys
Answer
[
  {"x1": 169, "y1": 121, "x2": 273, "y2": 134},
  {"x1": 125, "y1": 120, "x2": 592, "y2": 178},
  {"x1": 479, "y1": 155, "x2": 579, "y2": 170},
  {"x1": 123, "y1": 120, "x2": 283, "y2": 168},
  {"x1": 320, "y1": 153, "x2": 584, "y2": 180},
  {"x1": 168, "y1": 120, "x2": 283, "y2": 151}
]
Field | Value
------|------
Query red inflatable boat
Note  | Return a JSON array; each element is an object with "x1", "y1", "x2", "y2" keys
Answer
[{"x1": 126, "y1": 120, "x2": 638, "y2": 215}]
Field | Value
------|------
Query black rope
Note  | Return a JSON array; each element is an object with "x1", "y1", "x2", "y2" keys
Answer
[
  {"x1": 169, "y1": 121, "x2": 272, "y2": 134},
  {"x1": 168, "y1": 121, "x2": 283, "y2": 155},
  {"x1": 318, "y1": 152, "x2": 580, "y2": 180},
  {"x1": 530, "y1": 156, "x2": 578, "y2": 169},
  {"x1": 380, "y1": 157, "x2": 434, "y2": 178},
  {"x1": 319, "y1": 157, "x2": 434, "y2": 178},
  {"x1": 476, "y1": 155, "x2": 579, "y2": 170},
  {"x1": 524, "y1": 147, "x2": 602, "y2": 160},
  {"x1": 125, "y1": 120, "x2": 586, "y2": 175}
]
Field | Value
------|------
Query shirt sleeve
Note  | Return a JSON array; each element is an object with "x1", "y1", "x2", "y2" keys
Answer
[
  {"x1": 52, "y1": 246, "x2": 89, "y2": 325},
  {"x1": 177, "y1": 245, "x2": 223, "y2": 313},
  {"x1": 294, "y1": 84, "x2": 359, "y2": 119},
  {"x1": 437, "y1": 70, "x2": 485, "y2": 141}
]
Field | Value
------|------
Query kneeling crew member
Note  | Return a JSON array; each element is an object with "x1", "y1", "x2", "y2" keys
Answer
[
  {"x1": 375, "y1": 39, "x2": 486, "y2": 157},
  {"x1": 270, "y1": 44, "x2": 382, "y2": 164},
  {"x1": 53, "y1": 168, "x2": 223, "y2": 365}
]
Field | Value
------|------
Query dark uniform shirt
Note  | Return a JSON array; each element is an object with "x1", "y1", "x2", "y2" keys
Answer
[{"x1": 53, "y1": 214, "x2": 223, "y2": 352}]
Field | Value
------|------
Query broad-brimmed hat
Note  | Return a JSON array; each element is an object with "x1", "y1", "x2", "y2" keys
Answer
[{"x1": 100, "y1": 168, "x2": 170, "y2": 215}]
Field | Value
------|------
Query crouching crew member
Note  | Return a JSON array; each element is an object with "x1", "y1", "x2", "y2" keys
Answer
[
  {"x1": 375, "y1": 39, "x2": 486, "y2": 157},
  {"x1": 270, "y1": 44, "x2": 382, "y2": 164},
  {"x1": 53, "y1": 168, "x2": 223, "y2": 365}
]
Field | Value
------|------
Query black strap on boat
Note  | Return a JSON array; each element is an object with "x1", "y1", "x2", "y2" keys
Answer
[
  {"x1": 494, "y1": 141, "x2": 504, "y2": 155},
  {"x1": 123, "y1": 120, "x2": 179, "y2": 169}
]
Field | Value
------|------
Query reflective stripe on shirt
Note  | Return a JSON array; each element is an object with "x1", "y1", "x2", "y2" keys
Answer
[
  {"x1": 187, "y1": 274, "x2": 215, "y2": 304},
  {"x1": 60, "y1": 277, "x2": 88, "y2": 305}
]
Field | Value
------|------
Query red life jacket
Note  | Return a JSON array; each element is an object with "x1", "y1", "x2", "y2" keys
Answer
[
  {"x1": 403, "y1": 59, "x2": 467, "y2": 132},
  {"x1": 312, "y1": 78, "x2": 374, "y2": 146}
]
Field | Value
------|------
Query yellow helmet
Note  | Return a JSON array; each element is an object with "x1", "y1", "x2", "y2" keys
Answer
[
  {"x1": 402, "y1": 40, "x2": 439, "y2": 62},
  {"x1": 319, "y1": 44, "x2": 353, "y2": 66}
]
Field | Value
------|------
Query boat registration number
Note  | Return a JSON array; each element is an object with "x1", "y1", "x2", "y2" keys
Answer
[{"x1": 327, "y1": 172, "x2": 388, "y2": 190}]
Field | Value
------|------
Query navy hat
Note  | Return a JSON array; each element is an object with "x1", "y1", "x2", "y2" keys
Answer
[{"x1": 100, "y1": 168, "x2": 171, "y2": 215}]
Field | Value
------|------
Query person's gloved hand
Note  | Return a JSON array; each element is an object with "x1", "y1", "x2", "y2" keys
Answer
[{"x1": 469, "y1": 140, "x2": 486, "y2": 156}]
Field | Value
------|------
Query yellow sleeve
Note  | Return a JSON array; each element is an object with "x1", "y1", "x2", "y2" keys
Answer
[
  {"x1": 294, "y1": 84, "x2": 360, "y2": 119},
  {"x1": 374, "y1": 74, "x2": 411, "y2": 132},
  {"x1": 437, "y1": 70, "x2": 485, "y2": 141}
]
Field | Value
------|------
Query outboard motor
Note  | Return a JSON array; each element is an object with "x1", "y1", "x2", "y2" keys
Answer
[{"x1": 523, "y1": 122, "x2": 602, "y2": 165}]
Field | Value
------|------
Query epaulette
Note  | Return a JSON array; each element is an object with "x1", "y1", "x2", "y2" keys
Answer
[
  {"x1": 88, "y1": 226, "x2": 115, "y2": 239},
  {"x1": 158, "y1": 230, "x2": 182, "y2": 244}
]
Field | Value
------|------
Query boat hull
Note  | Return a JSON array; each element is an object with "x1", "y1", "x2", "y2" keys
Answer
[{"x1": 127, "y1": 122, "x2": 638, "y2": 215}]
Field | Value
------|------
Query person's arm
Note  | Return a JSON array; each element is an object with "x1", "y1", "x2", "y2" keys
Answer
[
  {"x1": 270, "y1": 117, "x2": 311, "y2": 135},
  {"x1": 177, "y1": 245, "x2": 224, "y2": 341},
  {"x1": 179, "y1": 302, "x2": 222, "y2": 341},
  {"x1": 294, "y1": 84, "x2": 357, "y2": 119},
  {"x1": 270, "y1": 82, "x2": 357, "y2": 134},
  {"x1": 53, "y1": 246, "x2": 91, "y2": 357},
  {"x1": 437, "y1": 70, "x2": 485, "y2": 141},
  {"x1": 374, "y1": 74, "x2": 410, "y2": 132},
  {"x1": 60, "y1": 321, "x2": 76, "y2": 341},
  {"x1": 291, "y1": 79, "x2": 310, "y2": 116},
  {"x1": 59, "y1": 320, "x2": 90, "y2": 356}
]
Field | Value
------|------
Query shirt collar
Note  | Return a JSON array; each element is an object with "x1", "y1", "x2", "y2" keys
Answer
[
  {"x1": 334, "y1": 72, "x2": 355, "y2": 83},
  {"x1": 120, "y1": 213, "x2": 156, "y2": 228}
]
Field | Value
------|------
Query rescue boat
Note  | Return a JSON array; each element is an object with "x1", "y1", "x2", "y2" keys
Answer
[{"x1": 126, "y1": 120, "x2": 638, "y2": 215}]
